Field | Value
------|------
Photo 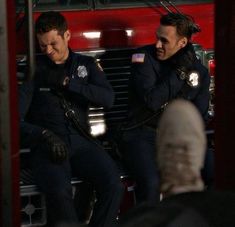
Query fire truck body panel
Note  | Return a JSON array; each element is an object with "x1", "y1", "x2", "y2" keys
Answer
[{"x1": 16, "y1": 1, "x2": 214, "y2": 54}]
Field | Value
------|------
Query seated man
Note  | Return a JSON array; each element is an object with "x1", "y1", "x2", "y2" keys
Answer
[
  {"x1": 120, "y1": 12, "x2": 210, "y2": 205},
  {"x1": 19, "y1": 11, "x2": 123, "y2": 227}
]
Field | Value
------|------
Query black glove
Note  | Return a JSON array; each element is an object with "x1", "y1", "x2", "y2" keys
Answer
[
  {"x1": 42, "y1": 130, "x2": 68, "y2": 163},
  {"x1": 170, "y1": 43, "x2": 197, "y2": 79}
]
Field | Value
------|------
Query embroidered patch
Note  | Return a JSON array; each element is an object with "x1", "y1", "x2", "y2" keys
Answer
[
  {"x1": 76, "y1": 65, "x2": 88, "y2": 78},
  {"x1": 187, "y1": 71, "x2": 199, "y2": 87},
  {"x1": 132, "y1": 53, "x2": 145, "y2": 63}
]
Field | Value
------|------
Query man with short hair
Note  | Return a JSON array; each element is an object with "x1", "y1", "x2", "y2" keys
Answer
[
  {"x1": 19, "y1": 11, "x2": 123, "y2": 227},
  {"x1": 121, "y1": 12, "x2": 210, "y2": 205}
]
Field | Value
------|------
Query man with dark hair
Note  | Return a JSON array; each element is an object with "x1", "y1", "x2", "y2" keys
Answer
[
  {"x1": 121, "y1": 12, "x2": 210, "y2": 205},
  {"x1": 19, "y1": 11, "x2": 123, "y2": 227}
]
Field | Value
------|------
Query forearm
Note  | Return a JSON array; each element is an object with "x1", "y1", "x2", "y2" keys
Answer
[
  {"x1": 68, "y1": 80, "x2": 115, "y2": 109},
  {"x1": 137, "y1": 72, "x2": 184, "y2": 112},
  {"x1": 19, "y1": 81, "x2": 44, "y2": 147}
]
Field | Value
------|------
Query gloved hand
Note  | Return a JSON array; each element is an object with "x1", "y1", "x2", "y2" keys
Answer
[
  {"x1": 170, "y1": 44, "x2": 197, "y2": 80},
  {"x1": 42, "y1": 130, "x2": 68, "y2": 163}
]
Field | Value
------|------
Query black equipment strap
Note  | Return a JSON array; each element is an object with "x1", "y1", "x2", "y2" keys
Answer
[
  {"x1": 56, "y1": 92, "x2": 103, "y2": 149},
  {"x1": 122, "y1": 73, "x2": 193, "y2": 131},
  {"x1": 122, "y1": 103, "x2": 168, "y2": 131}
]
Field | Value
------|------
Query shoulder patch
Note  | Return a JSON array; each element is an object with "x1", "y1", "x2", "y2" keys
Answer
[{"x1": 132, "y1": 53, "x2": 145, "y2": 63}]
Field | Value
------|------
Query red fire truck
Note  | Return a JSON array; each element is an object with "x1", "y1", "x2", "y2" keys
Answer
[{"x1": 1, "y1": 0, "x2": 215, "y2": 226}]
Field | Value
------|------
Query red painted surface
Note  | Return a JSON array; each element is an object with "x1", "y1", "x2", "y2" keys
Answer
[
  {"x1": 16, "y1": 2, "x2": 214, "y2": 54},
  {"x1": 7, "y1": 1, "x2": 21, "y2": 226}
]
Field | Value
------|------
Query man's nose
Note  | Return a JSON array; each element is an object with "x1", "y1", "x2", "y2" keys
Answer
[
  {"x1": 156, "y1": 40, "x2": 162, "y2": 49},
  {"x1": 45, "y1": 45, "x2": 52, "y2": 54}
]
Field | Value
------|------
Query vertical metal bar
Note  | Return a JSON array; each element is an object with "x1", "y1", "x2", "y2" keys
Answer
[
  {"x1": 0, "y1": 0, "x2": 12, "y2": 226},
  {"x1": 165, "y1": 0, "x2": 182, "y2": 13},
  {"x1": 25, "y1": 0, "x2": 35, "y2": 81},
  {"x1": 159, "y1": 1, "x2": 172, "y2": 13},
  {"x1": 91, "y1": 0, "x2": 96, "y2": 10}
]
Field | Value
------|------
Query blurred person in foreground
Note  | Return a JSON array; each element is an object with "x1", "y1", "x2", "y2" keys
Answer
[{"x1": 119, "y1": 99, "x2": 235, "y2": 227}]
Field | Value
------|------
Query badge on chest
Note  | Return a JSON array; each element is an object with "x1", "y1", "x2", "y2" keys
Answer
[{"x1": 76, "y1": 65, "x2": 88, "y2": 78}]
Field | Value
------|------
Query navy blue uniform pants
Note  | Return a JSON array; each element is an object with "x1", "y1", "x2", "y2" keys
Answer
[
  {"x1": 121, "y1": 126, "x2": 160, "y2": 204},
  {"x1": 31, "y1": 133, "x2": 124, "y2": 227}
]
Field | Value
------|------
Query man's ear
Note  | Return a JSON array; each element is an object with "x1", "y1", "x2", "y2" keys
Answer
[
  {"x1": 180, "y1": 37, "x2": 188, "y2": 48},
  {"x1": 64, "y1": 30, "x2": 71, "y2": 41}
]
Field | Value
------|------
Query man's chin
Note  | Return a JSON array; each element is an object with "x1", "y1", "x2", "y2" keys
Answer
[
  {"x1": 156, "y1": 54, "x2": 165, "y2": 60},
  {"x1": 48, "y1": 55, "x2": 57, "y2": 62}
]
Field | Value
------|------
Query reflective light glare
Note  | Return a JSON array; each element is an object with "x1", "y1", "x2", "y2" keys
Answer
[
  {"x1": 83, "y1": 32, "x2": 101, "y2": 39},
  {"x1": 83, "y1": 30, "x2": 133, "y2": 38},
  {"x1": 126, "y1": 29, "x2": 133, "y2": 37},
  {"x1": 90, "y1": 123, "x2": 106, "y2": 136}
]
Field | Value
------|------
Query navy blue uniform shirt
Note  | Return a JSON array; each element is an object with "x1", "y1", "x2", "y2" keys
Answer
[
  {"x1": 127, "y1": 44, "x2": 210, "y2": 128},
  {"x1": 19, "y1": 49, "x2": 114, "y2": 147}
]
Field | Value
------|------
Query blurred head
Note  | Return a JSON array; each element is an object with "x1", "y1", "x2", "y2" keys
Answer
[
  {"x1": 157, "y1": 99, "x2": 206, "y2": 197},
  {"x1": 35, "y1": 11, "x2": 71, "y2": 64},
  {"x1": 155, "y1": 13, "x2": 200, "y2": 60}
]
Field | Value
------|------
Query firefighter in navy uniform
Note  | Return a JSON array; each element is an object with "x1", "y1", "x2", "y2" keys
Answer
[
  {"x1": 19, "y1": 11, "x2": 123, "y2": 227},
  {"x1": 121, "y1": 13, "x2": 210, "y2": 205}
]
